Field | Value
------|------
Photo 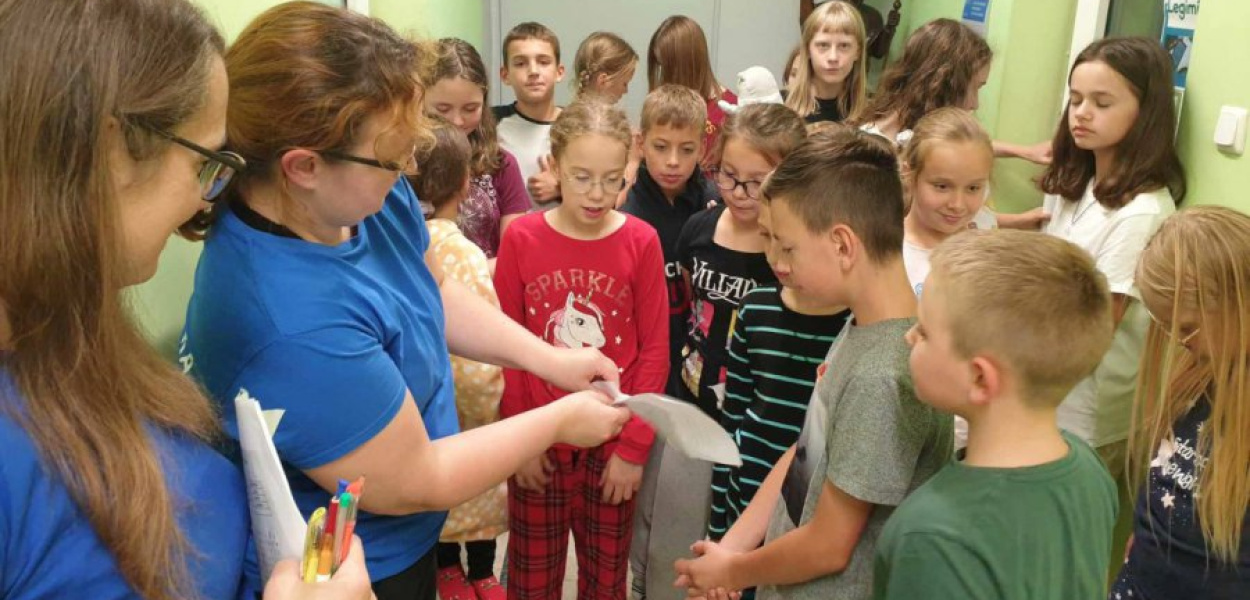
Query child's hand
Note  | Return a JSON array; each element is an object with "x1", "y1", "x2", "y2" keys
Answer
[
  {"x1": 527, "y1": 156, "x2": 560, "y2": 202},
  {"x1": 1021, "y1": 140, "x2": 1053, "y2": 165},
  {"x1": 552, "y1": 389, "x2": 630, "y2": 448},
  {"x1": 515, "y1": 453, "x2": 555, "y2": 492},
  {"x1": 599, "y1": 453, "x2": 643, "y2": 504},
  {"x1": 997, "y1": 207, "x2": 1051, "y2": 230},
  {"x1": 264, "y1": 536, "x2": 373, "y2": 600},
  {"x1": 674, "y1": 540, "x2": 741, "y2": 596}
]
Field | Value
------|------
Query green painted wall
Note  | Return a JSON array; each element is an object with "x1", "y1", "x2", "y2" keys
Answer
[
  {"x1": 372, "y1": 0, "x2": 483, "y2": 47},
  {"x1": 1175, "y1": 0, "x2": 1250, "y2": 210},
  {"x1": 131, "y1": 0, "x2": 482, "y2": 356}
]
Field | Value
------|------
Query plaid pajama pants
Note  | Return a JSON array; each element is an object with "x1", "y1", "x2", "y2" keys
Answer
[{"x1": 507, "y1": 446, "x2": 636, "y2": 600}]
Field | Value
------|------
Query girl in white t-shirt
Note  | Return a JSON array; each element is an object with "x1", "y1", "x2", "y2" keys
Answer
[
  {"x1": 1037, "y1": 36, "x2": 1186, "y2": 572},
  {"x1": 900, "y1": 107, "x2": 995, "y2": 449}
]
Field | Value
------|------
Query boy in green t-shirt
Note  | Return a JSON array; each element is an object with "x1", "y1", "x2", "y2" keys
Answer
[
  {"x1": 674, "y1": 128, "x2": 953, "y2": 599},
  {"x1": 875, "y1": 229, "x2": 1119, "y2": 599}
]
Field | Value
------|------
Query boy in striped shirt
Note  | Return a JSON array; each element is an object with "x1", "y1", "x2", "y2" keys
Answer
[{"x1": 709, "y1": 286, "x2": 850, "y2": 543}]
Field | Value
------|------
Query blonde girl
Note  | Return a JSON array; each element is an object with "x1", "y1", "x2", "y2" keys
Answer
[
  {"x1": 785, "y1": 1, "x2": 868, "y2": 124},
  {"x1": 648, "y1": 15, "x2": 737, "y2": 168},
  {"x1": 493, "y1": 98, "x2": 669, "y2": 600},
  {"x1": 1116, "y1": 206, "x2": 1250, "y2": 599},
  {"x1": 426, "y1": 38, "x2": 530, "y2": 261},
  {"x1": 571, "y1": 31, "x2": 639, "y2": 104},
  {"x1": 900, "y1": 107, "x2": 996, "y2": 297},
  {"x1": 899, "y1": 108, "x2": 995, "y2": 449}
]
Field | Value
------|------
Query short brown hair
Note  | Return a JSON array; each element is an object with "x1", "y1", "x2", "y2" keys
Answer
[
  {"x1": 503, "y1": 21, "x2": 560, "y2": 63},
  {"x1": 929, "y1": 229, "x2": 1113, "y2": 404},
  {"x1": 410, "y1": 119, "x2": 471, "y2": 211},
  {"x1": 640, "y1": 84, "x2": 706, "y2": 134},
  {"x1": 760, "y1": 127, "x2": 903, "y2": 262}
]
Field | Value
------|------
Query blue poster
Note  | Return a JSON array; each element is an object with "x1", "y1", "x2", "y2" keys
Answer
[
  {"x1": 1161, "y1": 0, "x2": 1199, "y2": 88},
  {"x1": 962, "y1": 0, "x2": 991, "y2": 37}
]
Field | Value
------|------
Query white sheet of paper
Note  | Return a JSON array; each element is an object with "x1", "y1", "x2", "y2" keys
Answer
[
  {"x1": 593, "y1": 382, "x2": 741, "y2": 466},
  {"x1": 235, "y1": 389, "x2": 306, "y2": 584}
]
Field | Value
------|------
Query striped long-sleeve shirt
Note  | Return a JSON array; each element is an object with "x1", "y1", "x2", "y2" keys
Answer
[{"x1": 707, "y1": 285, "x2": 851, "y2": 538}]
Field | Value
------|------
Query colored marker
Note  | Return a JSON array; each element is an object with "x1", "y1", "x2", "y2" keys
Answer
[
  {"x1": 332, "y1": 492, "x2": 351, "y2": 573},
  {"x1": 301, "y1": 508, "x2": 326, "y2": 583}
]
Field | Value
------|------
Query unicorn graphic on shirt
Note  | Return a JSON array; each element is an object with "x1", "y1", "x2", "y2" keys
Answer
[{"x1": 545, "y1": 292, "x2": 606, "y2": 349}]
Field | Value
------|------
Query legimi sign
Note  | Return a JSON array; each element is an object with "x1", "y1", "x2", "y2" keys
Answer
[{"x1": 962, "y1": 0, "x2": 991, "y2": 37}]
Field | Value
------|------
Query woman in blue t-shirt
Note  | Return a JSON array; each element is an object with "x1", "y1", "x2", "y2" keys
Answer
[
  {"x1": 178, "y1": 5, "x2": 630, "y2": 600},
  {"x1": 0, "y1": 0, "x2": 369, "y2": 598}
]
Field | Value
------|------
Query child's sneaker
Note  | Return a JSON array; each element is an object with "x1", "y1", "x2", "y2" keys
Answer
[
  {"x1": 436, "y1": 565, "x2": 476, "y2": 600},
  {"x1": 470, "y1": 575, "x2": 506, "y2": 600}
]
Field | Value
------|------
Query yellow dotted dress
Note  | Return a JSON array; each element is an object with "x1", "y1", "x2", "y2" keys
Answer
[{"x1": 428, "y1": 219, "x2": 508, "y2": 542}]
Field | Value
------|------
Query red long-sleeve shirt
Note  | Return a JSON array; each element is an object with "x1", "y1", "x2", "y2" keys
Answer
[{"x1": 493, "y1": 212, "x2": 669, "y2": 463}]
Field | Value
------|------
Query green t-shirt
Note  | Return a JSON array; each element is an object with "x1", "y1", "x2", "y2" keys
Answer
[{"x1": 872, "y1": 431, "x2": 1117, "y2": 600}]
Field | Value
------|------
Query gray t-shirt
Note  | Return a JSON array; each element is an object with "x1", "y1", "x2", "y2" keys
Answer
[{"x1": 760, "y1": 318, "x2": 953, "y2": 600}]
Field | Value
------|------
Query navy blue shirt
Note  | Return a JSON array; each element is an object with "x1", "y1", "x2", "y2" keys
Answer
[
  {"x1": 1114, "y1": 396, "x2": 1250, "y2": 599},
  {"x1": 0, "y1": 368, "x2": 251, "y2": 599},
  {"x1": 183, "y1": 178, "x2": 459, "y2": 582}
]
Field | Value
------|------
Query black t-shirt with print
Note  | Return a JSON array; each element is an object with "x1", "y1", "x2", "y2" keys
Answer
[
  {"x1": 675, "y1": 205, "x2": 776, "y2": 420},
  {"x1": 1114, "y1": 396, "x2": 1250, "y2": 599}
]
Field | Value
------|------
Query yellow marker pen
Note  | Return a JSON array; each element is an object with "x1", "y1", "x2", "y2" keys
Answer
[{"x1": 301, "y1": 507, "x2": 326, "y2": 584}]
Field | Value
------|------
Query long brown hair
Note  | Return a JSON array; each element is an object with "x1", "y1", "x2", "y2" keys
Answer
[
  {"x1": 647, "y1": 16, "x2": 720, "y2": 100},
  {"x1": 0, "y1": 0, "x2": 223, "y2": 597},
  {"x1": 1039, "y1": 37, "x2": 1186, "y2": 208},
  {"x1": 571, "y1": 31, "x2": 638, "y2": 98},
  {"x1": 858, "y1": 19, "x2": 992, "y2": 132},
  {"x1": 181, "y1": 1, "x2": 431, "y2": 238},
  {"x1": 1133, "y1": 206, "x2": 1250, "y2": 564},
  {"x1": 786, "y1": 1, "x2": 868, "y2": 121},
  {"x1": 434, "y1": 38, "x2": 502, "y2": 177}
]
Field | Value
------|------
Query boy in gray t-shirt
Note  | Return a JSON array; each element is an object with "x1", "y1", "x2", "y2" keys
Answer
[
  {"x1": 762, "y1": 318, "x2": 950, "y2": 599},
  {"x1": 674, "y1": 129, "x2": 952, "y2": 600}
]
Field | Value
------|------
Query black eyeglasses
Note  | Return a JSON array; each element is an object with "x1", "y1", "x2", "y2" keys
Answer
[
  {"x1": 321, "y1": 149, "x2": 419, "y2": 176},
  {"x1": 713, "y1": 169, "x2": 765, "y2": 200},
  {"x1": 146, "y1": 127, "x2": 246, "y2": 202}
]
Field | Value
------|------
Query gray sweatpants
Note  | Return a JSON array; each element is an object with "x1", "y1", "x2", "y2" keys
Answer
[{"x1": 629, "y1": 438, "x2": 714, "y2": 600}]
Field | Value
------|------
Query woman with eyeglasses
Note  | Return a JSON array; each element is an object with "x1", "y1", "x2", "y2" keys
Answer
[
  {"x1": 177, "y1": 3, "x2": 630, "y2": 600},
  {"x1": 0, "y1": 0, "x2": 374, "y2": 597}
]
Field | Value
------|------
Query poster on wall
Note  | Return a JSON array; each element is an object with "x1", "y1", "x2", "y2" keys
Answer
[
  {"x1": 961, "y1": 0, "x2": 991, "y2": 37},
  {"x1": 1161, "y1": 0, "x2": 1199, "y2": 122}
]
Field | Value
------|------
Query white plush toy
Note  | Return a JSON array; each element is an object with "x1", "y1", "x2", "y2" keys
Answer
[{"x1": 718, "y1": 66, "x2": 784, "y2": 114}]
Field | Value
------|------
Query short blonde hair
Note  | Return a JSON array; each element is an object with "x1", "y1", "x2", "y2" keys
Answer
[
  {"x1": 928, "y1": 229, "x2": 1113, "y2": 405},
  {"x1": 641, "y1": 84, "x2": 707, "y2": 134}
]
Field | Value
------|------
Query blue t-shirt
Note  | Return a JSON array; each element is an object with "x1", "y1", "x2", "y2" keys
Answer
[
  {"x1": 182, "y1": 178, "x2": 459, "y2": 582},
  {"x1": 0, "y1": 368, "x2": 251, "y2": 599}
]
